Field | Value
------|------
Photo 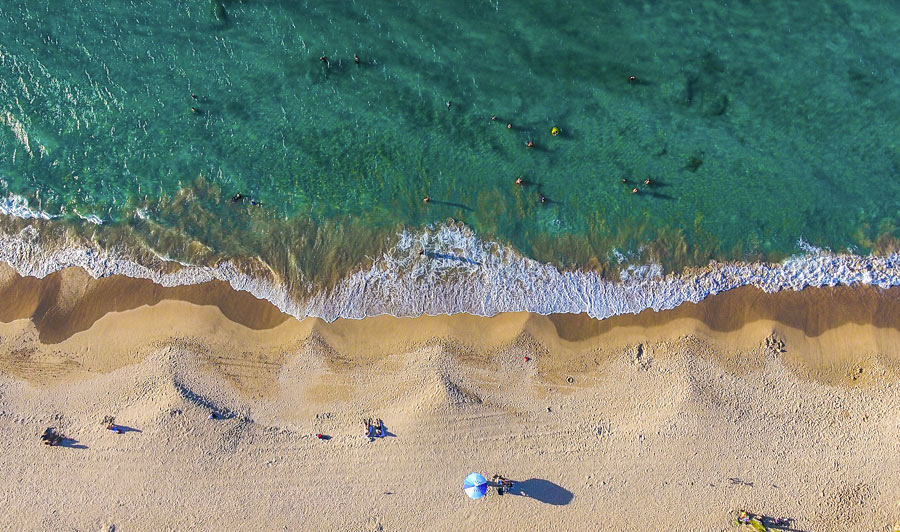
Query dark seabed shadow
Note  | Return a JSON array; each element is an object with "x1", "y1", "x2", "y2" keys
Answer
[{"x1": 508, "y1": 478, "x2": 573, "y2": 505}]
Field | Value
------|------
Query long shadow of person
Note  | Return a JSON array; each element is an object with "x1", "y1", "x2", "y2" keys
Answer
[
  {"x1": 109, "y1": 425, "x2": 142, "y2": 434},
  {"x1": 427, "y1": 199, "x2": 474, "y2": 212},
  {"x1": 645, "y1": 191, "x2": 675, "y2": 200},
  {"x1": 57, "y1": 437, "x2": 88, "y2": 450},
  {"x1": 507, "y1": 478, "x2": 574, "y2": 505},
  {"x1": 424, "y1": 251, "x2": 480, "y2": 266}
]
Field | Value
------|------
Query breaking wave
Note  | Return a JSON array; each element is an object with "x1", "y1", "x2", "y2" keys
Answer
[
  {"x1": 1, "y1": 220, "x2": 899, "y2": 322},
  {"x1": 0, "y1": 193, "x2": 55, "y2": 220}
]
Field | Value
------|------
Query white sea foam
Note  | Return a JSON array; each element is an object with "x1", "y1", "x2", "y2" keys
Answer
[
  {"x1": 73, "y1": 211, "x2": 103, "y2": 225},
  {"x1": 1, "y1": 221, "x2": 900, "y2": 323},
  {"x1": 0, "y1": 194, "x2": 55, "y2": 220}
]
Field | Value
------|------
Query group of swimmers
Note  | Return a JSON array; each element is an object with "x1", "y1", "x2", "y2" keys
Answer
[{"x1": 319, "y1": 53, "x2": 362, "y2": 68}]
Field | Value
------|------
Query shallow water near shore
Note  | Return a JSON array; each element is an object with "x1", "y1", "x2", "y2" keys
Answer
[{"x1": 1, "y1": 1, "x2": 899, "y2": 316}]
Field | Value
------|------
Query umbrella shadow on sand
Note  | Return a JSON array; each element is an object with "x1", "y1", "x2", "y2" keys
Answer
[{"x1": 506, "y1": 479, "x2": 573, "y2": 505}]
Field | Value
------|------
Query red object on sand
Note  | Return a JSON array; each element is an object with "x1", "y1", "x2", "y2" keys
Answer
[{"x1": 524, "y1": 356, "x2": 530, "y2": 362}]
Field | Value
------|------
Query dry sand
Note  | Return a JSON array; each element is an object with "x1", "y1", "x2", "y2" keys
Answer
[{"x1": 1, "y1": 264, "x2": 899, "y2": 531}]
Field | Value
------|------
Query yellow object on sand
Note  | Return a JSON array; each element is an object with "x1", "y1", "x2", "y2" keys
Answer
[
  {"x1": 551, "y1": 126, "x2": 560, "y2": 136},
  {"x1": 747, "y1": 518, "x2": 767, "y2": 532}
]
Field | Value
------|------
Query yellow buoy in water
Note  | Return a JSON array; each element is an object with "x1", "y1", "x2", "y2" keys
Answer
[{"x1": 551, "y1": 126, "x2": 560, "y2": 136}]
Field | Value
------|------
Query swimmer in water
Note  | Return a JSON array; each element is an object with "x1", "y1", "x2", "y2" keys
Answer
[
  {"x1": 526, "y1": 140, "x2": 535, "y2": 149},
  {"x1": 354, "y1": 54, "x2": 360, "y2": 65},
  {"x1": 515, "y1": 177, "x2": 523, "y2": 185}
]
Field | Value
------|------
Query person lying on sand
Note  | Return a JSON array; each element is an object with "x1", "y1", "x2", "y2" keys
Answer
[
  {"x1": 492, "y1": 474, "x2": 513, "y2": 487},
  {"x1": 736, "y1": 511, "x2": 767, "y2": 532},
  {"x1": 491, "y1": 474, "x2": 514, "y2": 495},
  {"x1": 40, "y1": 427, "x2": 63, "y2": 446}
]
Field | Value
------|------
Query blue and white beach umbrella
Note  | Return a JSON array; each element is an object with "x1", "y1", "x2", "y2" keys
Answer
[{"x1": 464, "y1": 472, "x2": 488, "y2": 500}]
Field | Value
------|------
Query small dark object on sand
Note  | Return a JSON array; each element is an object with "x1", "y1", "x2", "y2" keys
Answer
[{"x1": 40, "y1": 427, "x2": 64, "y2": 446}]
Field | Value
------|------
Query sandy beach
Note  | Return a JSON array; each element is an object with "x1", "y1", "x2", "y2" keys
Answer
[{"x1": 1, "y1": 263, "x2": 899, "y2": 531}]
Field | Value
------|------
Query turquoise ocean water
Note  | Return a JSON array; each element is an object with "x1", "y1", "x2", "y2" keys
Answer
[{"x1": 1, "y1": 1, "x2": 899, "y2": 319}]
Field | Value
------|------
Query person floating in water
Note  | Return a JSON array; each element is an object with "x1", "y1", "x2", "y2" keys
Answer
[
  {"x1": 644, "y1": 178, "x2": 651, "y2": 185},
  {"x1": 628, "y1": 75, "x2": 636, "y2": 83},
  {"x1": 507, "y1": 123, "x2": 513, "y2": 129},
  {"x1": 538, "y1": 193, "x2": 546, "y2": 204},
  {"x1": 515, "y1": 177, "x2": 523, "y2": 185},
  {"x1": 190, "y1": 107, "x2": 202, "y2": 115},
  {"x1": 230, "y1": 193, "x2": 261, "y2": 206},
  {"x1": 631, "y1": 187, "x2": 639, "y2": 194},
  {"x1": 446, "y1": 101, "x2": 452, "y2": 109},
  {"x1": 526, "y1": 139, "x2": 535, "y2": 149},
  {"x1": 423, "y1": 196, "x2": 430, "y2": 203},
  {"x1": 354, "y1": 54, "x2": 360, "y2": 65},
  {"x1": 551, "y1": 126, "x2": 560, "y2": 136}
]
